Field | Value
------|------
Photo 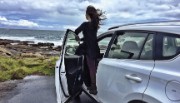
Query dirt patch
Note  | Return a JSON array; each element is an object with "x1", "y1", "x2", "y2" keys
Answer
[{"x1": 0, "y1": 80, "x2": 18, "y2": 98}]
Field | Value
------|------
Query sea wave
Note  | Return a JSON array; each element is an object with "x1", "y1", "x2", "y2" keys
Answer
[{"x1": 0, "y1": 36, "x2": 63, "y2": 46}]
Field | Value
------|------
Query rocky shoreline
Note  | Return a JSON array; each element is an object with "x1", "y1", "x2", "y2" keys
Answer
[
  {"x1": 0, "y1": 39, "x2": 62, "y2": 57},
  {"x1": 0, "y1": 39, "x2": 61, "y2": 92}
]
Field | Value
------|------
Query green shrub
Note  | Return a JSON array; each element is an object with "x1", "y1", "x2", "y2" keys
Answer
[{"x1": 10, "y1": 68, "x2": 27, "y2": 80}]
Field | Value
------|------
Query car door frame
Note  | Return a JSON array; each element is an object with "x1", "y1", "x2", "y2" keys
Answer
[
  {"x1": 97, "y1": 32, "x2": 114, "y2": 58},
  {"x1": 59, "y1": 29, "x2": 82, "y2": 97},
  {"x1": 59, "y1": 29, "x2": 72, "y2": 97}
]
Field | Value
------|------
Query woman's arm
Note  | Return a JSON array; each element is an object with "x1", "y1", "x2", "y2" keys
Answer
[{"x1": 75, "y1": 22, "x2": 86, "y2": 35}]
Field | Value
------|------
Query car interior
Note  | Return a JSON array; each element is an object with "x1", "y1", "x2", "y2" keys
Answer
[
  {"x1": 163, "y1": 36, "x2": 180, "y2": 57},
  {"x1": 108, "y1": 32, "x2": 153, "y2": 60}
]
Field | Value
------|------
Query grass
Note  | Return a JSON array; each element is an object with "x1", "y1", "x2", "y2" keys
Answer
[{"x1": 0, "y1": 55, "x2": 59, "y2": 82}]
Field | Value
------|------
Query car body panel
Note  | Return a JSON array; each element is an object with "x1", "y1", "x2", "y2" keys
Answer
[
  {"x1": 97, "y1": 58, "x2": 154, "y2": 103},
  {"x1": 143, "y1": 55, "x2": 180, "y2": 103},
  {"x1": 55, "y1": 59, "x2": 62, "y2": 103}
]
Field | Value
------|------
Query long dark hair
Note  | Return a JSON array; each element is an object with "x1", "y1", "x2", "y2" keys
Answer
[{"x1": 86, "y1": 5, "x2": 106, "y2": 30}]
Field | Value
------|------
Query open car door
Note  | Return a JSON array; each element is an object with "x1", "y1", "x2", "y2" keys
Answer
[{"x1": 59, "y1": 29, "x2": 83, "y2": 101}]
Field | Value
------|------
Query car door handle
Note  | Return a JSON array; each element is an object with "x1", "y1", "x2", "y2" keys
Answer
[{"x1": 125, "y1": 74, "x2": 142, "y2": 83}]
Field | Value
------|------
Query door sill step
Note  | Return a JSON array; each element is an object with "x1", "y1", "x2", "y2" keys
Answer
[{"x1": 82, "y1": 84, "x2": 102, "y2": 103}]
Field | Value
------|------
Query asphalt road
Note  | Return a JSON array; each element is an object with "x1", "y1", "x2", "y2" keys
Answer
[{"x1": 0, "y1": 76, "x2": 95, "y2": 103}]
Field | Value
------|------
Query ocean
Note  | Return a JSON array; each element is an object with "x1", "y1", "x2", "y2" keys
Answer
[{"x1": 0, "y1": 28, "x2": 65, "y2": 46}]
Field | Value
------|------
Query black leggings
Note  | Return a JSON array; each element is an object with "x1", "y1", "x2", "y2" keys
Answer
[{"x1": 86, "y1": 56, "x2": 97, "y2": 84}]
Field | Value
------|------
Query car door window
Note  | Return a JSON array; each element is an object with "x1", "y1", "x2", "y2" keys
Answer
[
  {"x1": 140, "y1": 34, "x2": 154, "y2": 60},
  {"x1": 107, "y1": 32, "x2": 148, "y2": 59},
  {"x1": 98, "y1": 36, "x2": 112, "y2": 53},
  {"x1": 163, "y1": 35, "x2": 180, "y2": 57},
  {"x1": 65, "y1": 31, "x2": 79, "y2": 55},
  {"x1": 176, "y1": 38, "x2": 180, "y2": 46}
]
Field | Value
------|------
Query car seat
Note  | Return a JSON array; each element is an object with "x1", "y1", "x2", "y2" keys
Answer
[
  {"x1": 109, "y1": 41, "x2": 140, "y2": 59},
  {"x1": 163, "y1": 46, "x2": 177, "y2": 57},
  {"x1": 121, "y1": 41, "x2": 139, "y2": 59}
]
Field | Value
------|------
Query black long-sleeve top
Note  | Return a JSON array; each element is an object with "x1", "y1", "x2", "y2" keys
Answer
[{"x1": 75, "y1": 22, "x2": 100, "y2": 59}]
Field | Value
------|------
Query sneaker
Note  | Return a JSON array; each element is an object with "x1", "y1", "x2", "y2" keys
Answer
[
  {"x1": 87, "y1": 86, "x2": 91, "y2": 90},
  {"x1": 89, "y1": 89, "x2": 98, "y2": 95}
]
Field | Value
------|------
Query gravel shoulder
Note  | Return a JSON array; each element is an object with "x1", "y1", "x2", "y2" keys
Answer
[
  {"x1": 0, "y1": 75, "x2": 95, "y2": 103},
  {"x1": 0, "y1": 80, "x2": 19, "y2": 98},
  {"x1": 0, "y1": 76, "x2": 56, "y2": 103}
]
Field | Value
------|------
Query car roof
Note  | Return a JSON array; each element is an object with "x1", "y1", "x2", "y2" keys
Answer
[{"x1": 108, "y1": 21, "x2": 180, "y2": 35}]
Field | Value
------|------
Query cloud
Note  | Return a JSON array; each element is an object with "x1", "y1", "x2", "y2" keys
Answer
[
  {"x1": 0, "y1": 16, "x2": 39, "y2": 28},
  {"x1": 0, "y1": 0, "x2": 180, "y2": 31}
]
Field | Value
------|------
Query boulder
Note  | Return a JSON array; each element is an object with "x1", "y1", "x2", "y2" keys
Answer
[
  {"x1": 37, "y1": 42, "x2": 54, "y2": 47},
  {"x1": 0, "y1": 39, "x2": 21, "y2": 46},
  {"x1": 18, "y1": 41, "x2": 34, "y2": 45},
  {"x1": 29, "y1": 44, "x2": 39, "y2": 47},
  {"x1": 18, "y1": 41, "x2": 29, "y2": 45},
  {"x1": 53, "y1": 46, "x2": 61, "y2": 51},
  {"x1": 6, "y1": 45, "x2": 29, "y2": 49},
  {"x1": 0, "y1": 41, "x2": 11, "y2": 45}
]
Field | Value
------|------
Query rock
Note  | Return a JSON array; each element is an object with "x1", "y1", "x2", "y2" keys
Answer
[
  {"x1": 0, "y1": 82, "x2": 17, "y2": 91},
  {"x1": 37, "y1": 42, "x2": 54, "y2": 47},
  {"x1": 0, "y1": 39, "x2": 21, "y2": 46},
  {"x1": 34, "y1": 53, "x2": 44, "y2": 58},
  {"x1": 0, "y1": 47, "x2": 12, "y2": 56},
  {"x1": 29, "y1": 44, "x2": 39, "y2": 47},
  {"x1": 0, "y1": 41, "x2": 11, "y2": 45},
  {"x1": 0, "y1": 39, "x2": 60, "y2": 57},
  {"x1": 18, "y1": 41, "x2": 34, "y2": 45},
  {"x1": 42, "y1": 51, "x2": 60, "y2": 56},
  {"x1": 20, "y1": 52, "x2": 44, "y2": 58},
  {"x1": 39, "y1": 46, "x2": 52, "y2": 50},
  {"x1": 6, "y1": 45, "x2": 30, "y2": 51},
  {"x1": 10, "y1": 43, "x2": 19, "y2": 45},
  {"x1": 18, "y1": 41, "x2": 29, "y2": 45},
  {"x1": 53, "y1": 46, "x2": 61, "y2": 51},
  {"x1": 0, "y1": 45, "x2": 5, "y2": 47},
  {"x1": 0, "y1": 39, "x2": 34, "y2": 46}
]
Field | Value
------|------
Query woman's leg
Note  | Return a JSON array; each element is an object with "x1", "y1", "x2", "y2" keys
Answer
[{"x1": 86, "y1": 56, "x2": 97, "y2": 95}]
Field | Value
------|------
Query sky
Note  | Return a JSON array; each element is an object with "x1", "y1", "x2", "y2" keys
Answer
[{"x1": 0, "y1": 0, "x2": 180, "y2": 31}]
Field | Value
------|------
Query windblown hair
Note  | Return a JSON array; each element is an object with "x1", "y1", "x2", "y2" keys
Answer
[{"x1": 86, "y1": 5, "x2": 106, "y2": 30}]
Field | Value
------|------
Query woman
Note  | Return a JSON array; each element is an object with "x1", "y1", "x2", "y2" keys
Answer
[{"x1": 75, "y1": 5, "x2": 105, "y2": 95}]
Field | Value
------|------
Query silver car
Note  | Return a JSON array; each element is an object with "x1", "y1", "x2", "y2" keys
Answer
[{"x1": 55, "y1": 21, "x2": 180, "y2": 103}]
